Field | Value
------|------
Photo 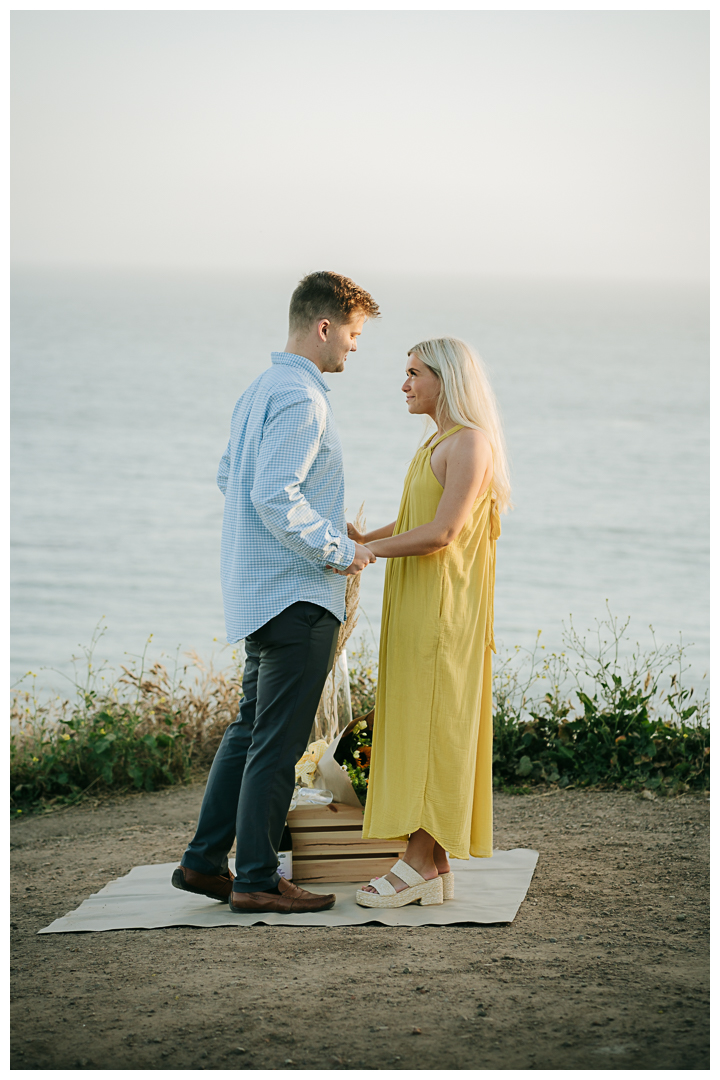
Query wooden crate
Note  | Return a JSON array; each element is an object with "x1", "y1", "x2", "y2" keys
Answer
[{"x1": 286, "y1": 802, "x2": 406, "y2": 883}]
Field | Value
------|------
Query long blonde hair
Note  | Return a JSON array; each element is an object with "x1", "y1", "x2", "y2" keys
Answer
[{"x1": 408, "y1": 336, "x2": 512, "y2": 513}]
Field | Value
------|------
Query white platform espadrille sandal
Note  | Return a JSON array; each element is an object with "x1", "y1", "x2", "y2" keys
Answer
[
  {"x1": 439, "y1": 871, "x2": 455, "y2": 900},
  {"x1": 355, "y1": 860, "x2": 444, "y2": 908}
]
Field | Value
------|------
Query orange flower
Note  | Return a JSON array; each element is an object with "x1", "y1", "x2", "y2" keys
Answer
[{"x1": 357, "y1": 746, "x2": 372, "y2": 768}]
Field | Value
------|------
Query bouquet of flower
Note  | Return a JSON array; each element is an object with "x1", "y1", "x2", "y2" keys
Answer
[
  {"x1": 332, "y1": 709, "x2": 374, "y2": 806},
  {"x1": 294, "y1": 708, "x2": 374, "y2": 807}
]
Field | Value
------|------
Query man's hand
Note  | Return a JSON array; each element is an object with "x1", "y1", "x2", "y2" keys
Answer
[
  {"x1": 347, "y1": 522, "x2": 365, "y2": 544},
  {"x1": 326, "y1": 542, "x2": 376, "y2": 576}
]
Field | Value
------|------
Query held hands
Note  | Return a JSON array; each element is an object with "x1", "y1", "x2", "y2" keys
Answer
[
  {"x1": 324, "y1": 523, "x2": 374, "y2": 575},
  {"x1": 326, "y1": 542, "x2": 376, "y2": 576}
]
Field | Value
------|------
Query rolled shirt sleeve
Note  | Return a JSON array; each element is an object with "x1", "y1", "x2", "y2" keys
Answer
[{"x1": 250, "y1": 397, "x2": 356, "y2": 570}]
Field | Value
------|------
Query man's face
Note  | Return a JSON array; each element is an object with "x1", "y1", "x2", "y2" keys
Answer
[{"x1": 319, "y1": 311, "x2": 366, "y2": 373}]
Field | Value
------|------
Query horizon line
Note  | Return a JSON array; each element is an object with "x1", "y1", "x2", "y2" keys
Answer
[{"x1": 9, "y1": 262, "x2": 710, "y2": 290}]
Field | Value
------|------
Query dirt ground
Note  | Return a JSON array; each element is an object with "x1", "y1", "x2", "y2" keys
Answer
[{"x1": 10, "y1": 783, "x2": 709, "y2": 1071}]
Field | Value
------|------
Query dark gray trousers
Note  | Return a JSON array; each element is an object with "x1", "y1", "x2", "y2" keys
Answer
[{"x1": 182, "y1": 601, "x2": 340, "y2": 893}]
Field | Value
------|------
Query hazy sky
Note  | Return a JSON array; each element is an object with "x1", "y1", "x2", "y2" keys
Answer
[{"x1": 11, "y1": 10, "x2": 708, "y2": 280}]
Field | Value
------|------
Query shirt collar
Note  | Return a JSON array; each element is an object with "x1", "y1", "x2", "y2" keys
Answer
[{"x1": 271, "y1": 351, "x2": 331, "y2": 395}]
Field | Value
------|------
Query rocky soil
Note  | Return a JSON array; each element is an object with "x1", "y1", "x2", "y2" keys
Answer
[{"x1": 11, "y1": 784, "x2": 709, "y2": 1071}]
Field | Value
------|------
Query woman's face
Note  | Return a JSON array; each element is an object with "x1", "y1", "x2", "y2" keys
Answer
[{"x1": 402, "y1": 353, "x2": 441, "y2": 417}]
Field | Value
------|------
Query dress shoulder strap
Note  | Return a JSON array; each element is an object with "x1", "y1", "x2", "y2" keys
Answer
[{"x1": 427, "y1": 424, "x2": 464, "y2": 451}]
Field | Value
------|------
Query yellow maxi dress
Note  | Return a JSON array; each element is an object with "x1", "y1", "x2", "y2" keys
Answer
[{"x1": 362, "y1": 425, "x2": 501, "y2": 859}]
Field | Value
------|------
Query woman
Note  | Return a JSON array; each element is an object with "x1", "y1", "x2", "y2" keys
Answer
[{"x1": 351, "y1": 337, "x2": 510, "y2": 908}]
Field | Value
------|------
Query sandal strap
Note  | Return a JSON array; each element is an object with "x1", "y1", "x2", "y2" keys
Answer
[
  {"x1": 368, "y1": 875, "x2": 397, "y2": 896},
  {"x1": 390, "y1": 860, "x2": 425, "y2": 888}
]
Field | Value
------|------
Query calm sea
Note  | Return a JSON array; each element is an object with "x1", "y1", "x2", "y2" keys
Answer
[{"x1": 10, "y1": 269, "x2": 709, "y2": 695}]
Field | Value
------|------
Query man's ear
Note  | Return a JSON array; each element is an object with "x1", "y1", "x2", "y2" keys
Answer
[{"x1": 317, "y1": 319, "x2": 330, "y2": 341}]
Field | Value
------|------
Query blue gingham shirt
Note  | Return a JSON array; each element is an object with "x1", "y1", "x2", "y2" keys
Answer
[{"x1": 217, "y1": 351, "x2": 356, "y2": 642}]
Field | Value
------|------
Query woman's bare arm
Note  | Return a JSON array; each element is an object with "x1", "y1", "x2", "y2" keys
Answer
[{"x1": 365, "y1": 429, "x2": 492, "y2": 559}]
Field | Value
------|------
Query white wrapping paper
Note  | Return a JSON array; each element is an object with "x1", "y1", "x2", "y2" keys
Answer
[{"x1": 314, "y1": 720, "x2": 363, "y2": 807}]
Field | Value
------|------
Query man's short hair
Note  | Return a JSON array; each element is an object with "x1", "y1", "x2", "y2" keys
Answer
[{"x1": 289, "y1": 271, "x2": 380, "y2": 332}]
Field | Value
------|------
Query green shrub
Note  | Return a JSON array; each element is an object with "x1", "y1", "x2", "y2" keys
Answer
[
  {"x1": 11, "y1": 612, "x2": 709, "y2": 816},
  {"x1": 11, "y1": 628, "x2": 242, "y2": 815},
  {"x1": 11, "y1": 700, "x2": 191, "y2": 810},
  {"x1": 491, "y1": 611, "x2": 709, "y2": 795}
]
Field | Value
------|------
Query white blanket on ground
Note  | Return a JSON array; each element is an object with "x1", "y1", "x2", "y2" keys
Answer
[{"x1": 38, "y1": 849, "x2": 538, "y2": 933}]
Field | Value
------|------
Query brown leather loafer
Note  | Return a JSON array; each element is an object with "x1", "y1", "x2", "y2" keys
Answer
[
  {"x1": 229, "y1": 876, "x2": 336, "y2": 914},
  {"x1": 171, "y1": 865, "x2": 234, "y2": 902}
]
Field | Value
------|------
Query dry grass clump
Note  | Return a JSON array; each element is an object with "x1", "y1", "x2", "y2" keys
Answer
[
  {"x1": 335, "y1": 503, "x2": 366, "y2": 657},
  {"x1": 122, "y1": 651, "x2": 243, "y2": 768},
  {"x1": 312, "y1": 505, "x2": 365, "y2": 744}
]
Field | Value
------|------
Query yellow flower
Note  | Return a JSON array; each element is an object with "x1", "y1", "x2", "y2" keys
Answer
[
  {"x1": 99, "y1": 729, "x2": 106, "y2": 735},
  {"x1": 62, "y1": 734, "x2": 71, "y2": 741},
  {"x1": 31, "y1": 756, "x2": 39, "y2": 762},
  {"x1": 308, "y1": 739, "x2": 329, "y2": 761},
  {"x1": 295, "y1": 739, "x2": 329, "y2": 786},
  {"x1": 295, "y1": 758, "x2": 318, "y2": 786}
]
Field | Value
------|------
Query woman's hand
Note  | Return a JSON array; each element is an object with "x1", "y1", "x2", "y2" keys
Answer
[{"x1": 347, "y1": 522, "x2": 365, "y2": 544}]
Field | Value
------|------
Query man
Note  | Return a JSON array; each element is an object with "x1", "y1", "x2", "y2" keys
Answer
[{"x1": 172, "y1": 271, "x2": 379, "y2": 914}]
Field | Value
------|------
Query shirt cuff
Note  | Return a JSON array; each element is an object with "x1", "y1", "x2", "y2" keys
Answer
[{"x1": 326, "y1": 534, "x2": 356, "y2": 571}]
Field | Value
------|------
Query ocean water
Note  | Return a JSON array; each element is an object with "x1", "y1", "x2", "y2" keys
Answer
[{"x1": 10, "y1": 269, "x2": 709, "y2": 695}]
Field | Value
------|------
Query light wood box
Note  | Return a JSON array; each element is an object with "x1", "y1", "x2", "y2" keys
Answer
[{"x1": 286, "y1": 801, "x2": 406, "y2": 884}]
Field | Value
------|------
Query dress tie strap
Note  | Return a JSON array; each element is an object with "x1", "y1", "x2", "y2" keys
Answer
[
  {"x1": 486, "y1": 497, "x2": 501, "y2": 653},
  {"x1": 425, "y1": 424, "x2": 465, "y2": 450},
  {"x1": 489, "y1": 497, "x2": 502, "y2": 541}
]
